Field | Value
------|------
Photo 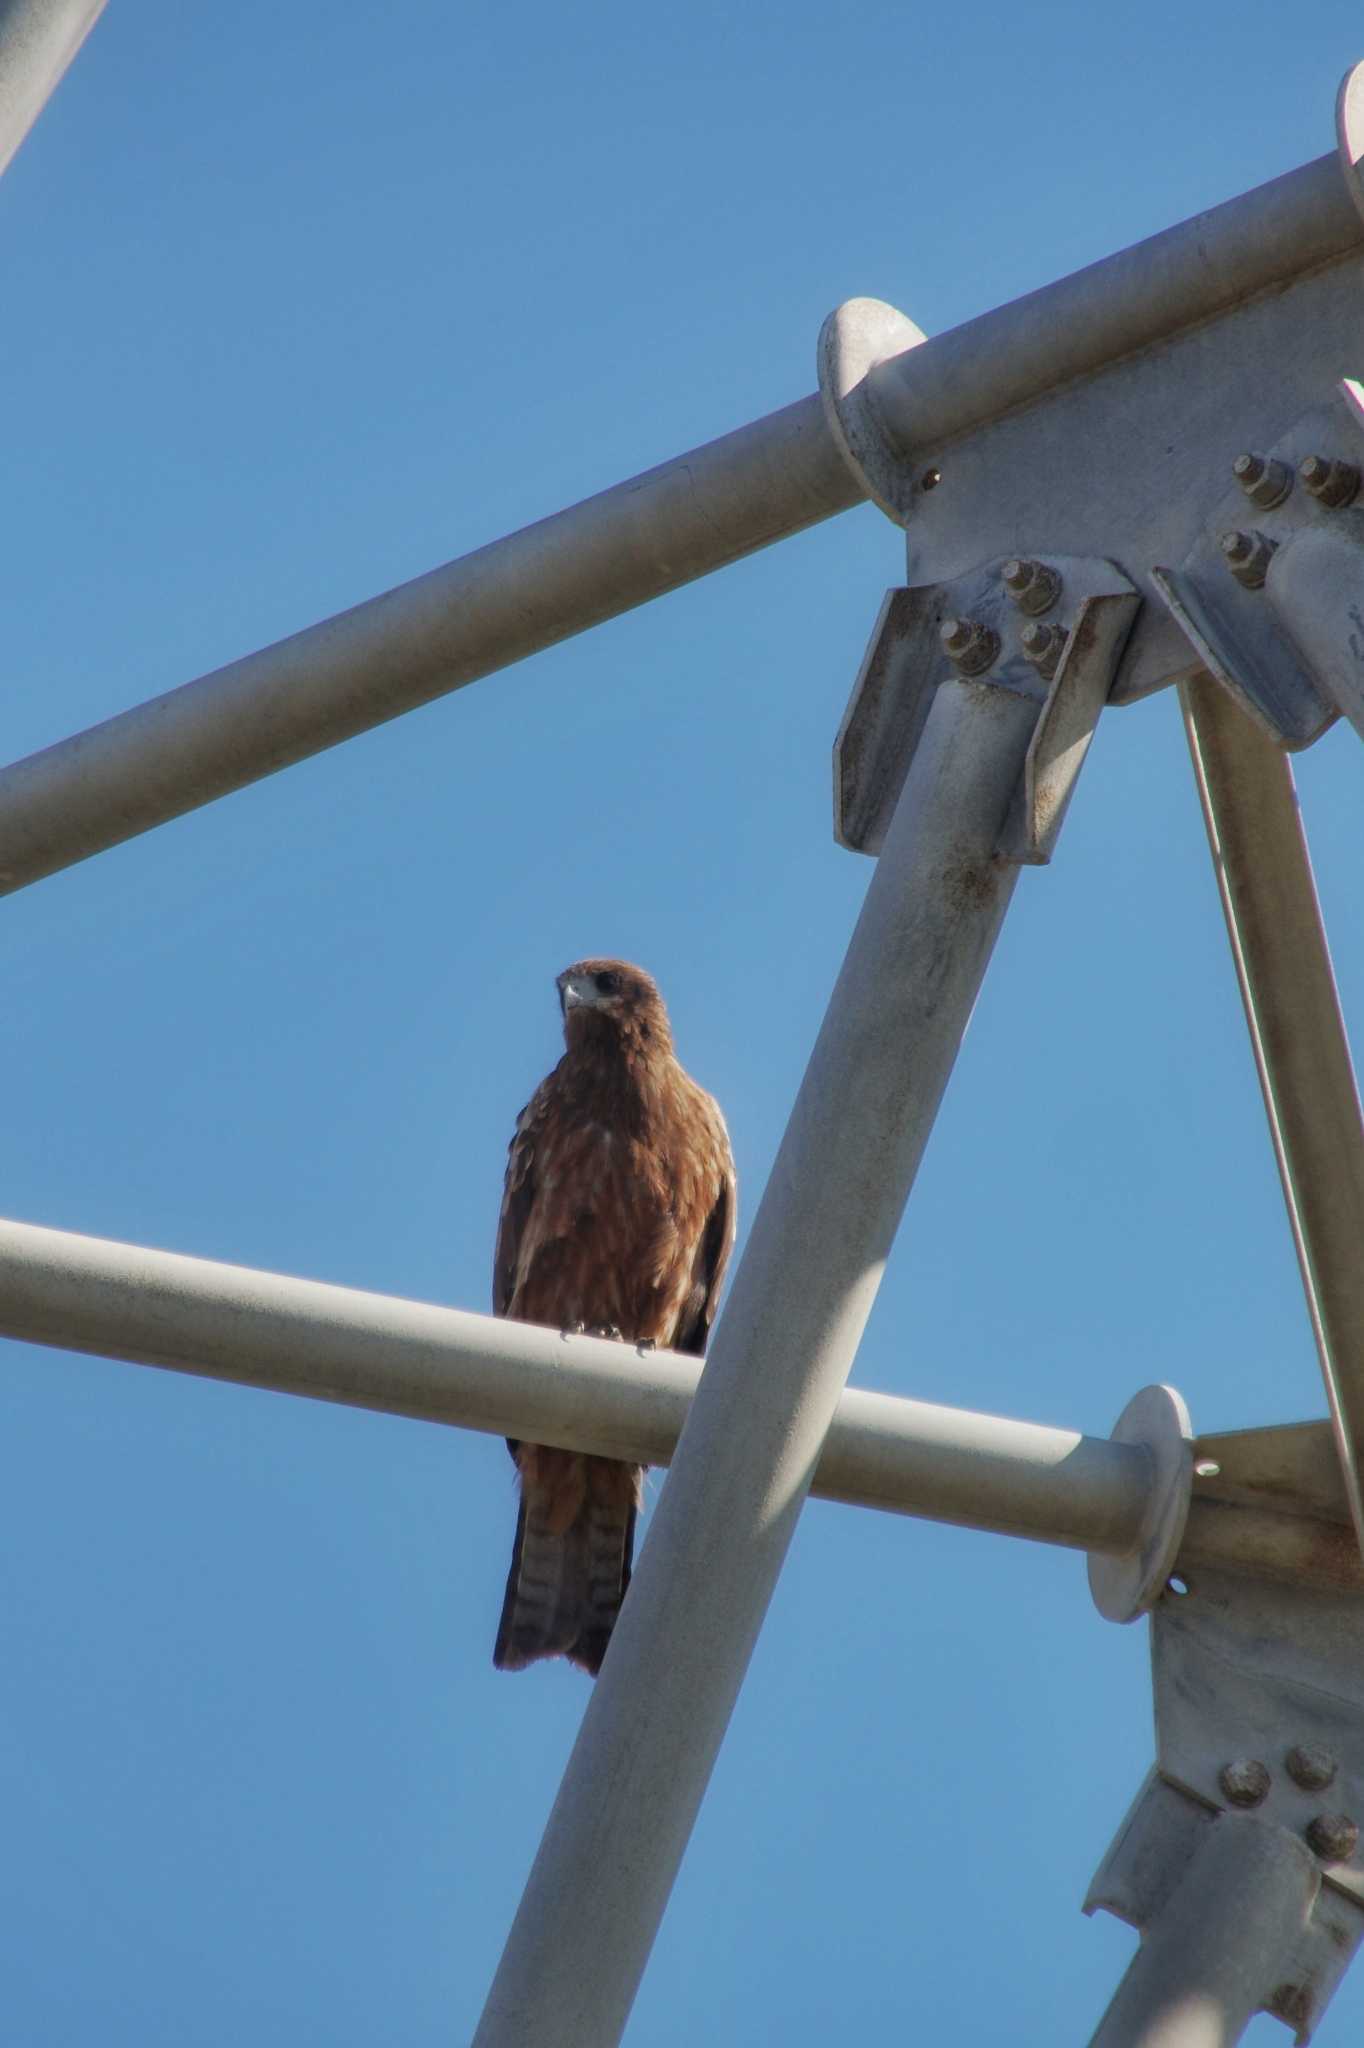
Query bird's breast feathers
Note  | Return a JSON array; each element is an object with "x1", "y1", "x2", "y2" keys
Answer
[{"x1": 505, "y1": 1066, "x2": 730, "y2": 1341}]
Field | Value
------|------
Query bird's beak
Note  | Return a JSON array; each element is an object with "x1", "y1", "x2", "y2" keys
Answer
[{"x1": 559, "y1": 976, "x2": 589, "y2": 1013}]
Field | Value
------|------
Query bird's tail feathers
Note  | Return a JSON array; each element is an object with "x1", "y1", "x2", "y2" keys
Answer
[{"x1": 493, "y1": 1452, "x2": 640, "y2": 1676}]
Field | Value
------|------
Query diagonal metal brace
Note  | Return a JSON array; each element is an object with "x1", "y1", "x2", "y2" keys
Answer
[{"x1": 1179, "y1": 675, "x2": 1364, "y2": 1564}]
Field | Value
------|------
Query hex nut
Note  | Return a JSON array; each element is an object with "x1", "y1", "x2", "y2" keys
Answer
[
  {"x1": 1001, "y1": 557, "x2": 1062, "y2": 617},
  {"x1": 1299, "y1": 453, "x2": 1360, "y2": 508},
  {"x1": 939, "y1": 616, "x2": 1000, "y2": 676},
  {"x1": 1285, "y1": 1744, "x2": 1337, "y2": 1792},
  {"x1": 1219, "y1": 1758, "x2": 1271, "y2": 1807},
  {"x1": 1305, "y1": 1812, "x2": 1359, "y2": 1862},
  {"x1": 1020, "y1": 621, "x2": 1067, "y2": 679},
  {"x1": 1232, "y1": 451, "x2": 1293, "y2": 509},
  {"x1": 1219, "y1": 529, "x2": 1276, "y2": 591}
]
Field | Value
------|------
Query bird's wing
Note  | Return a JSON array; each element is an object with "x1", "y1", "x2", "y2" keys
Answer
[
  {"x1": 671, "y1": 1112, "x2": 738, "y2": 1358},
  {"x1": 493, "y1": 1084, "x2": 549, "y2": 1317}
]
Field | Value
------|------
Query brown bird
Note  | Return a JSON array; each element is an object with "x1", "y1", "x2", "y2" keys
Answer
[{"x1": 492, "y1": 958, "x2": 736, "y2": 1675}]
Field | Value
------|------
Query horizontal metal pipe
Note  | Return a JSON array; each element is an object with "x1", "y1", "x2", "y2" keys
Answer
[
  {"x1": 868, "y1": 152, "x2": 1363, "y2": 454},
  {"x1": 0, "y1": 395, "x2": 859, "y2": 894},
  {"x1": 4, "y1": 1215, "x2": 1357, "y2": 1593},
  {"x1": 0, "y1": 1213, "x2": 1149, "y2": 1556},
  {"x1": 0, "y1": 0, "x2": 105, "y2": 181}
]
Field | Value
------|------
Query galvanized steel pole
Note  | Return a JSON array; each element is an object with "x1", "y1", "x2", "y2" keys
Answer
[
  {"x1": 1087, "y1": 1814, "x2": 1320, "y2": 2048},
  {"x1": 1180, "y1": 673, "x2": 1364, "y2": 1556},
  {"x1": 472, "y1": 674, "x2": 1040, "y2": 2048},
  {"x1": 0, "y1": 1213, "x2": 1151, "y2": 1556},
  {"x1": 0, "y1": 0, "x2": 103, "y2": 179}
]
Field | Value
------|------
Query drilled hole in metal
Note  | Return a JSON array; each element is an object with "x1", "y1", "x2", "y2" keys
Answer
[{"x1": 1167, "y1": 1574, "x2": 1192, "y2": 1598}]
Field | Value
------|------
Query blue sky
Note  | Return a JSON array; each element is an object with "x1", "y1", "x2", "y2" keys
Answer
[{"x1": 3, "y1": 3, "x2": 1364, "y2": 2041}]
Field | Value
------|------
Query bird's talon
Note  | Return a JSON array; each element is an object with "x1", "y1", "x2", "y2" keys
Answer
[{"x1": 636, "y1": 1337, "x2": 657, "y2": 1353}]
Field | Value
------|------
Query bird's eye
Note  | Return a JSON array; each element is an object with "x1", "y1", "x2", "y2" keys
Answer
[{"x1": 596, "y1": 971, "x2": 622, "y2": 996}]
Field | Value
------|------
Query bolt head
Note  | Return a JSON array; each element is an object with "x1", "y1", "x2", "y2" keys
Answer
[
  {"x1": 1298, "y1": 453, "x2": 1360, "y2": 508},
  {"x1": 1232, "y1": 451, "x2": 1292, "y2": 508},
  {"x1": 1000, "y1": 557, "x2": 1061, "y2": 616},
  {"x1": 1019, "y1": 621, "x2": 1066, "y2": 679},
  {"x1": 1219, "y1": 1758, "x2": 1271, "y2": 1807},
  {"x1": 1306, "y1": 1812, "x2": 1359, "y2": 1862},
  {"x1": 1219, "y1": 529, "x2": 1275, "y2": 589},
  {"x1": 1285, "y1": 1744, "x2": 1337, "y2": 1791},
  {"x1": 938, "y1": 616, "x2": 999, "y2": 676}
]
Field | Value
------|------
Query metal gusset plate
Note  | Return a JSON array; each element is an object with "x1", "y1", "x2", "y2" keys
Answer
[
  {"x1": 1154, "y1": 383, "x2": 1364, "y2": 746},
  {"x1": 834, "y1": 556, "x2": 1139, "y2": 862},
  {"x1": 1153, "y1": 1567, "x2": 1364, "y2": 1915}
]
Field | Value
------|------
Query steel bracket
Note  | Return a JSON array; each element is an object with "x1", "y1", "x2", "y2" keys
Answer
[
  {"x1": 1153, "y1": 382, "x2": 1364, "y2": 747},
  {"x1": 833, "y1": 558, "x2": 1139, "y2": 862},
  {"x1": 1086, "y1": 1558, "x2": 1364, "y2": 2040}
]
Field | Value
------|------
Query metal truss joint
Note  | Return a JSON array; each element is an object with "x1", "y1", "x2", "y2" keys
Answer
[
  {"x1": 833, "y1": 557, "x2": 1139, "y2": 865},
  {"x1": 1086, "y1": 1554, "x2": 1364, "y2": 2041}
]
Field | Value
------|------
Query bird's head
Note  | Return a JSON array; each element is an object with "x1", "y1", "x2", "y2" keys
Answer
[{"x1": 556, "y1": 958, "x2": 673, "y2": 1055}]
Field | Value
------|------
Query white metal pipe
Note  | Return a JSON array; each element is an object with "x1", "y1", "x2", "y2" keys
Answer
[
  {"x1": 0, "y1": 397, "x2": 859, "y2": 895},
  {"x1": 1180, "y1": 674, "x2": 1364, "y2": 1559},
  {"x1": 2, "y1": 141, "x2": 1361, "y2": 898},
  {"x1": 867, "y1": 153, "x2": 1362, "y2": 456},
  {"x1": 1087, "y1": 1814, "x2": 1319, "y2": 2048},
  {"x1": 0, "y1": 0, "x2": 103, "y2": 180},
  {"x1": 0, "y1": 1213, "x2": 1150, "y2": 1556},
  {"x1": 473, "y1": 674, "x2": 1040, "y2": 2048}
]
